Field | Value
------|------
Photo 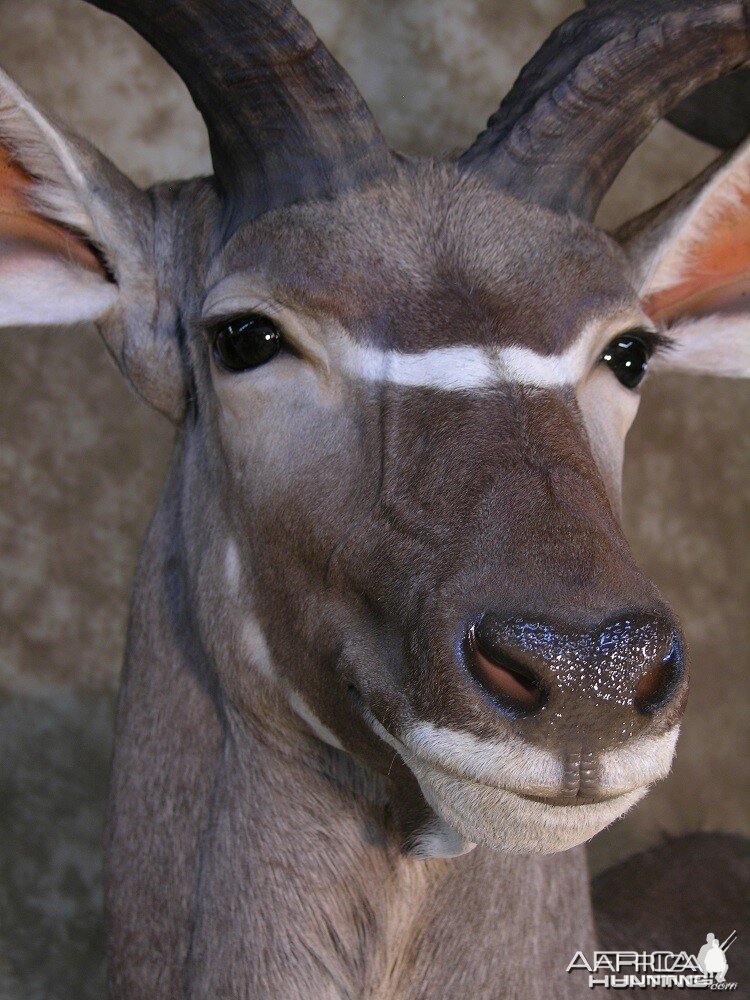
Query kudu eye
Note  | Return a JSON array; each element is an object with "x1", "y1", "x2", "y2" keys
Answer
[
  {"x1": 212, "y1": 315, "x2": 282, "y2": 372},
  {"x1": 599, "y1": 333, "x2": 652, "y2": 390}
]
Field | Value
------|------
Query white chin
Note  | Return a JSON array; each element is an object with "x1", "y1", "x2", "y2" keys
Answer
[{"x1": 409, "y1": 760, "x2": 647, "y2": 855}]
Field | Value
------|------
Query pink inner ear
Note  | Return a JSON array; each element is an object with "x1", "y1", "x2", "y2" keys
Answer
[
  {"x1": 644, "y1": 168, "x2": 750, "y2": 324},
  {"x1": 0, "y1": 145, "x2": 105, "y2": 274}
]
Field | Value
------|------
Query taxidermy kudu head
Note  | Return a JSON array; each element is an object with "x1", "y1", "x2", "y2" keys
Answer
[{"x1": 0, "y1": 0, "x2": 748, "y2": 857}]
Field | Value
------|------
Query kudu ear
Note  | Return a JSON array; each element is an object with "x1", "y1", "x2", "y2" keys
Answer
[
  {"x1": 0, "y1": 69, "x2": 185, "y2": 421},
  {"x1": 619, "y1": 140, "x2": 750, "y2": 379}
]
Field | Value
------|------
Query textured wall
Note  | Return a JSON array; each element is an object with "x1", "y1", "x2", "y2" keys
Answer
[{"x1": 0, "y1": 1, "x2": 746, "y2": 996}]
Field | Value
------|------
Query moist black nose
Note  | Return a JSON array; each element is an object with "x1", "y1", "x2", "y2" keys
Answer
[{"x1": 467, "y1": 612, "x2": 685, "y2": 717}]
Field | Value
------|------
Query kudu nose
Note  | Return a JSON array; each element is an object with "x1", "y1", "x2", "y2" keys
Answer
[{"x1": 467, "y1": 612, "x2": 684, "y2": 718}]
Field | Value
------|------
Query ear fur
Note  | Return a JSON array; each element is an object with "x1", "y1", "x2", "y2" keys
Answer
[
  {"x1": 619, "y1": 140, "x2": 750, "y2": 379},
  {"x1": 0, "y1": 68, "x2": 186, "y2": 421}
]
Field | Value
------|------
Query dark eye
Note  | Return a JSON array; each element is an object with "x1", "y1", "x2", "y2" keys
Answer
[
  {"x1": 600, "y1": 333, "x2": 652, "y2": 389},
  {"x1": 212, "y1": 315, "x2": 282, "y2": 372}
]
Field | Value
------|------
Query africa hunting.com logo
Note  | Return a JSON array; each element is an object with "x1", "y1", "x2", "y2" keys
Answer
[{"x1": 567, "y1": 931, "x2": 738, "y2": 990}]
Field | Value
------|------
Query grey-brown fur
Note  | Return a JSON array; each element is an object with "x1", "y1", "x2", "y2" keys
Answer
[
  {"x1": 98, "y1": 157, "x2": 740, "y2": 995},
  {"x1": 107, "y1": 452, "x2": 599, "y2": 996},
  {"x1": 0, "y1": 1, "x2": 748, "y2": 996}
]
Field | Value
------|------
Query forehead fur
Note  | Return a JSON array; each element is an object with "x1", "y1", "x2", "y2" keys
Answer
[{"x1": 215, "y1": 160, "x2": 636, "y2": 354}]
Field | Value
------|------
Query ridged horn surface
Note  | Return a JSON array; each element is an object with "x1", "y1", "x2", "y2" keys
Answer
[
  {"x1": 90, "y1": 0, "x2": 393, "y2": 225},
  {"x1": 460, "y1": 1, "x2": 750, "y2": 219}
]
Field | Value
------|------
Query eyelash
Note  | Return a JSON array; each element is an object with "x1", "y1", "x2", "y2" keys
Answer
[{"x1": 632, "y1": 329, "x2": 674, "y2": 358}]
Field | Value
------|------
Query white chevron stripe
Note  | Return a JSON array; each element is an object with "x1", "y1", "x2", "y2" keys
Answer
[{"x1": 339, "y1": 327, "x2": 597, "y2": 390}]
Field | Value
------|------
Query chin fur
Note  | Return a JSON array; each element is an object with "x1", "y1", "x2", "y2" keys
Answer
[{"x1": 410, "y1": 761, "x2": 647, "y2": 855}]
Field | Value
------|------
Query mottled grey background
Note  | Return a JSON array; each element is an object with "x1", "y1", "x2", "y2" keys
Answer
[{"x1": 0, "y1": 1, "x2": 747, "y2": 997}]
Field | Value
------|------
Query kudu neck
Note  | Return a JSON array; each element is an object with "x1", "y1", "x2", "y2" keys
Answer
[{"x1": 158, "y1": 435, "x2": 393, "y2": 807}]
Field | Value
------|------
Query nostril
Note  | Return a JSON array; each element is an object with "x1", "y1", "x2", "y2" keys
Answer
[
  {"x1": 634, "y1": 641, "x2": 684, "y2": 714},
  {"x1": 467, "y1": 626, "x2": 546, "y2": 714}
]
